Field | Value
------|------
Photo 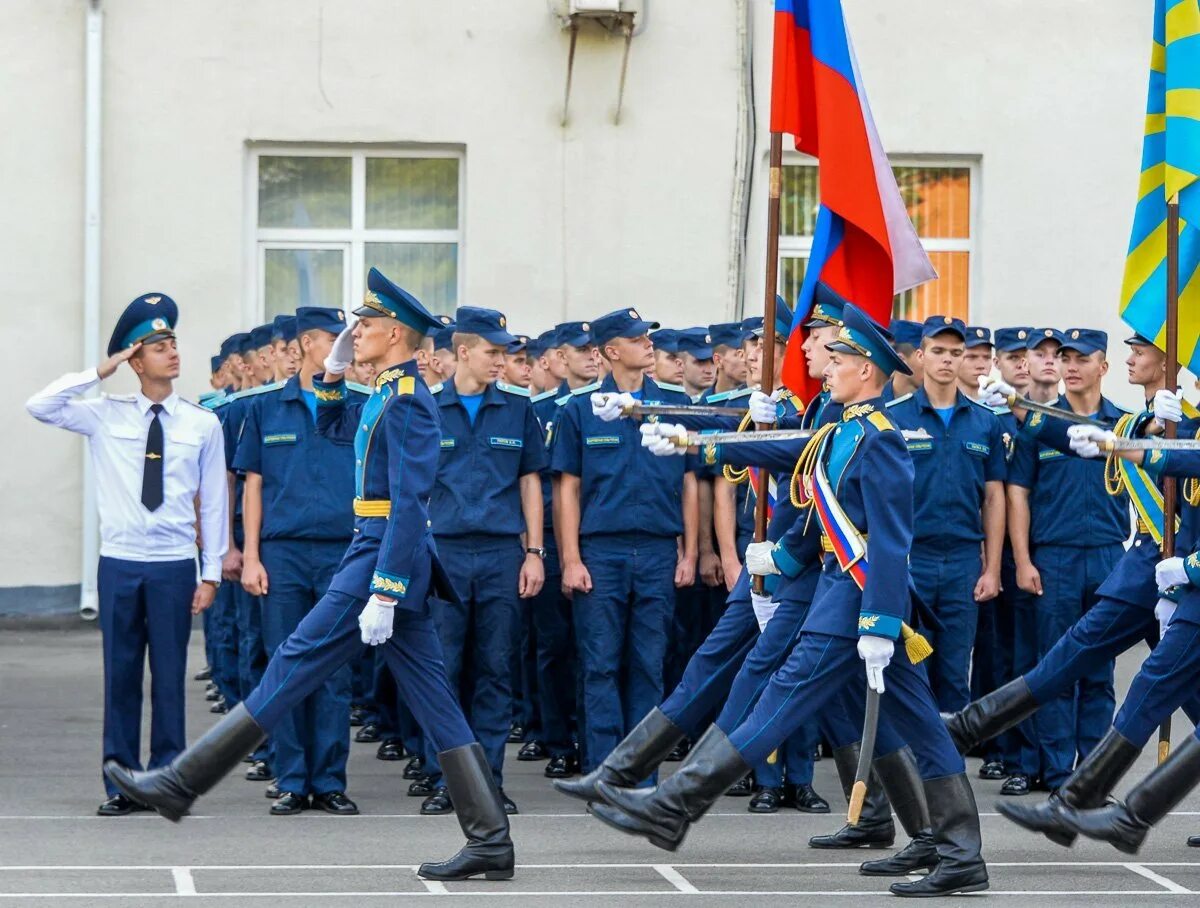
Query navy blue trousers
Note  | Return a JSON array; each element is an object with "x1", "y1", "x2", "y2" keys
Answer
[
  {"x1": 532, "y1": 542, "x2": 577, "y2": 757},
  {"x1": 98, "y1": 556, "x2": 194, "y2": 797},
  {"x1": 235, "y1": 583, "x2": 269, "y2": 762},
  {"x1": 910, "y1": 544, "x2": 982, "y2": 713},
  {"x1": 423, "y1": 537, "x2": 523, "y2": 787},
  {"x1": 1115, "y1": 617, "x2": 1200, "y2": 745},
  {"x1": 573, "y1": 534, "x2": 677, "y2": 772},
  {"x1": 259, "y1": 540, "x2": 351, "y2": 797},
  {"x1": 208, "y1": 581, "x2": 241, "y2": 706}
]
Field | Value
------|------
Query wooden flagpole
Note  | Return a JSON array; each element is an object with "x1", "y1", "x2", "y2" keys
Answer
[{"x1": 1159, "y1": 194, "x2": 1181, "y2": 764}]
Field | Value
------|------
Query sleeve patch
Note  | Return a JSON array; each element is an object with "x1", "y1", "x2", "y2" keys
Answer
[{"x1": 371, "y1": 571, "x2": 410, "y2": 597}]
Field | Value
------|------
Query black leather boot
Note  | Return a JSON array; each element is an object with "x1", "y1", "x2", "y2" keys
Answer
[
  {"x1": 1056, "y1": 733, "x2": 1200, "y2": 855},
  {"x1": 588, "y1": 725, "x2": 749, "y2": 852},
  {"x1": 945, "y1": 678, "x2": 1038, "y2": 755},
  {"x1": 809, "y1": 742, "x2": 895, "y2": 849},
  {"x1": 103, "y1": 703, "x2": 265, "y2": 822},
  {"x1": 997, "y1": 728, "x2": 1141, "y2": 847},
  {"x1": 417, "y1": 743, "x2": 515, "y2": 881},
  {"x1": 860, "y1": 747, "x2": 937, "y2": 876},
  {"x1": 890, "y1": 773, "x2": 989, "y2": 897},
  {"x1": 553, "y1": 707, "x2": 685, "y2": 805}
]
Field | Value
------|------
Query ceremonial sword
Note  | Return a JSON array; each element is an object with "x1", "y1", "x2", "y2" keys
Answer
[
  {"x1": 1100, "y1": 437, "x2": 1200, "y2": 452},
  {"x1": 848, "y1": 686, "x2": 880, "y2": 826},
  {"x1": 621, "y1": 402, "x2": 750, "y2": 418},
  {"x1": 666, "y1": 427, "x2": 933, "y2": 448},
  {"x1": 1001, "y1": 393, "x2": 1106, "y2": 427}
]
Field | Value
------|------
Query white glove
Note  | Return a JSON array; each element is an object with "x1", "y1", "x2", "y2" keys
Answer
[
  {"x1": 1067, "y1": 424, "x2": 1115, "y2": 459},
  {"x1": 978, "y1": 376, "x2": 1015, "y2": 409},
  {"x1": 1156, "y1": 556, "x2": 1189, "y2": 592},
  {"x1": 749, "y1": 389, "x2": 784, "y2": 426},
  {"x1": 857, "y1": 635, "x2": 894, "y2": 694},
  {"x1": 323, "y1": 325, "x2": 356, "y2": 376},
  {"x1": 744, "y1": 541, "x2": 781, "y2": 577},
  {"x1": 1156, "y1": 596, "x2": 1178, "y2": 637},
  {"x1": 639, "y1": 422, "x2": 687, "y2": 456},
  {"x1": 751, "y1": 592, "x2": 779, "y2": 632},
  {"x1": 591, "y1": 391, "x2": 634, "y2": 422},
  {"x1": 358, "y1": 594, "x2": 396, "y2": 646},
  {"x1": 1154, "y1": 388, "x2": 1184, "y2": 427}
]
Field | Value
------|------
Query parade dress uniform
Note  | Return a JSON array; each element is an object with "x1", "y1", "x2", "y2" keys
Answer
[
  {"x1": 104, "y1": 269, "x2": 515, "y2": 884},
  {"x1": 26, "y1": 294, "x2": 229, "y2": 814}
]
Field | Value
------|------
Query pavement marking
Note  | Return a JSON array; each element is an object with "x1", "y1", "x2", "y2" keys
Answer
[
  {"x1": 5, "y1": 861, "x2": 1200, "y2": 870},
  {"x1": 1124, "y1": 864, "x2": 1192, "y2": 894},
  {"x1": 653, "y1": 865, "x2": 700, "y2": 893},
  {"x1": 417, "y1": 876, "x2": 449, "y2": 895},
  {"x1": 170, "y1": 868, "x2": 196, "y2": 896},
  {"x1": 0, "y1": 889, "x2": 1191, "y2": 899}
]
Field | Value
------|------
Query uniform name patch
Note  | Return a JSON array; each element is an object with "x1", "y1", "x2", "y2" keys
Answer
[
  {"x1": 489, "y1": 437, "x2": 523, "y2": 449},
  {"x1": 440, "y1": 438, "x2": 456, "y2": 449},
  {"x1": 1039, "y1": 448, "x2": 1064, "y2": 460},
  {"x1": 907, "y1": 440, "x2": 933, "y2": 452},
  {"x1": 263, "y1": 433, "x2": 297, "y2": 445},
  {"x1": 964, "y1": 442, "x2": 990, "y2": 456},
  {"x1": 585, "y1": 435, "x2": 621, "y2": 447}
]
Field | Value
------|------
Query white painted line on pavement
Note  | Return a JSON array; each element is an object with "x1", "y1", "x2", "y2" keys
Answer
[
  {"x1": 0, "y1": 889, "x2": 1188, "y2": 898},
  {"x1": 1, "y1": 809, "x2": 1199, "y2": 820},
  {"x1": 170, "y1": 867, "x2": 196, "y2": 896},
  {"x1": 418, "y1": 879, "x2": 449, "y2": 894},
  {"x1": 1125, "y1": 864, "x2": 1192, "y2": 894},
  {"x1": 653, "y1": 865, "x2": 699, "y2": 893},
  {"x1": 2, "y1": 861, "x2": 1199, "y2": 871}
]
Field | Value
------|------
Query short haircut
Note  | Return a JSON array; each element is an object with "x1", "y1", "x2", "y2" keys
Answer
[{"x1": 451, "y1": 331, "x2": 483, "y2": 352}]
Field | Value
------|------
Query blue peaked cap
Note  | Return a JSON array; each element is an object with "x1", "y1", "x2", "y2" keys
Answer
[
  {"x1": 454, "y1": 306, "x2": 517, "y2": 346},
  {"x1": 592, "y1": 308, "x2": 660, "y2": 345},
  {"x1": 249, "y1": 323, "x2": 275, "y2": 350},
  {"x1": 921, "y1": 315, "x2": 967, "y2": 342},
  {"x1": 355, "y1": 266, "x2": 443, "y2": 335},
  {"x1": 649, "y1": 328, "x2": 682, "y2": 353},
  {"x1": 1028, "y1": 327, "x2": 1065, "y2": 350},
  {"x1": 826, "y1": 302, "x2": 911, "y2": 377},
  {"x1": 220, "y1": 332, "x2": 251, "y2": 361},
  {"x1": 804, "y1": 283, "x2": 849, "y2": 328},
  {"x1": 296, "y1": 306, "x2": 347, "y2": 336},
  {"x1": 753, "y1": 296, "x2": 794, "y2": 340},
  {"x1": 709, "y1": 322, "x2": 752, "y2": 349},
  {"x1": 888, "y1": 319, "x2": 923, "y2": 348},
  {"x1": 964, "y1": 325, "x2": 993, "y2": 348},
  {"x1": 676, "y1": 327, "x2": 714, "y2": 360},
  {"x1": 107, "y1": 293, "x2": 178, "y2": 357},
  {"x1": 1059, "y1": 328, "x2": 1108, "y2": 355},
  {"x1": 994, "y1": 327, "x2": 1033, "y2": 352}
]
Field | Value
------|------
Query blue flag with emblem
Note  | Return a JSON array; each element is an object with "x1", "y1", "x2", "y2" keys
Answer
[{"x1": 1120, "y1": 0, "x2": 1200, "y2": 372}]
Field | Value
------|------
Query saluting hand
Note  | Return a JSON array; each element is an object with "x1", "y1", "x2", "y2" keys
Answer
[{"x1": 97, "y1": 343, "x2": 142, "y2": 380}]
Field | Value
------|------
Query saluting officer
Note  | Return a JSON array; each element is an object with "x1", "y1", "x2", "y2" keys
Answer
[
  {"x1": 234, "y1": 306, "x2": 363, "y2": 817},
  {"x1": 26, "y1": 294, "x2": 228, "y2": 817}
]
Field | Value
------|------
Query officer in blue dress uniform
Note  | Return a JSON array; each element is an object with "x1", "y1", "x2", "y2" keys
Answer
[
  {"x1": 885, "y1": 316, "x2": 1007, "y2": 713},
  {"x1": 233, "y1": 306, "x2": 363, "y2": 817},
  {"x1": 414, "y1": 307, "x2": 547, "y2": 817},
  {"x1": 105, "y1": 268, "x2": 515, "y2": 883},
  {"x1": 588, "y1": 303, "x2": 988, "y2": 898},
  {"x1": 550, "y1": 308, "x2": 699, "y2": 774}
]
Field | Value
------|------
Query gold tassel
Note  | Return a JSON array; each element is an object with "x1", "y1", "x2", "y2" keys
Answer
[
  {"x1": 901, "y1": 623, "x2": 933, "y2": 664},
  {"x1": 723, "y1": 411, "x2": 757, "y2": 485}
]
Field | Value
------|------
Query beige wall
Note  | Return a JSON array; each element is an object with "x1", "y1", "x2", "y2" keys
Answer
[{"x1": 0, "y1": 0, "x2": 1161, "y2": 599}]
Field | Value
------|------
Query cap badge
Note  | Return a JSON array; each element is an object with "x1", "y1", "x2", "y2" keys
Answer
[
  {"x1": 152, "y1": 318, "x2": 167, "y2": 330},
  {"x1": 337, "y1": 311, "x2": 345, "y2": 321},
  {"x1": 145, "y1": 296, "x2": 162, "y2": 305},
  {"x1": 1044, "y1": 328, "x2": 1054, "y2": 337},
  {"x1": 1018, "y1": 330, "x2": 1027, "y2": 339},
  {"x1": 1071, "y1": 330, "x2": 1080, "y2": 339},
  {"x1": 943, "y1": 316, "x2": 952, "y2": 325},
  {"x1": 628, "y1": 310, "x2": 639, "y2": 319},
  {"x1": 499, "y1": 316, "x2": 507, "y2": 327},
  {"x1": 581, "y1": 322, "x2": 590, "y2": 331},
  {"x1": 976, "y1": 328, "x2": 985, "y2": 337}
]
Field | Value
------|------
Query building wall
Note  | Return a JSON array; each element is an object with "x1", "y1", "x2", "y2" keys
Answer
[{"x1": 0, "y1": 0, "x2": 1159, "y2": 609}]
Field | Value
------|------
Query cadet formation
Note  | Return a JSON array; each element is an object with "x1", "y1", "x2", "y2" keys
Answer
[{"x1": 24, "y1": 267, "x2": 1200, "y2": 895}]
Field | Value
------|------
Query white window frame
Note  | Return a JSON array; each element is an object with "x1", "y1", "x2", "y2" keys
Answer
[
  {"x1": 243, "y1": 145, "x2": 466, "y2": 324},
  {"x1": 777, "y1": 154, "x2": 981, "y2": 318}
]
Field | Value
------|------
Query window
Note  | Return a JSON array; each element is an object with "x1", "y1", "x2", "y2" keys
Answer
[
  {"x1": 249, "y1": 148, "x2": 463, "y2": 320},
  {"x1": 778, "y1": 161, "x2": 974, "y2": 323}
]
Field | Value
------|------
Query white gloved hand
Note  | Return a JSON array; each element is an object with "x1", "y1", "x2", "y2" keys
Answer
[
  {"x1": 358, "y1": 594, "x2": 396, "y2": 646},
  {"x1": 749, "y1": 389, "x2": 784, "y2": 426},
  {"x1": 1156, "y1": 556, "x2": 1189, "y2": 592},
  {"x1": 639, "y1": 422, "x2": 687, "y2": 456},
  {"x1": 744, "y1": 541, "x2": 781, "y2": 577},
  {"x1": 591, "y1": 391, "x2": 635, "y2": 422},
  {"x1": 1067, "y1": 424, "x2": 1115, "y2": 459},
  {"x1": 1154, "y1": 388, "x2": 1184, "y2": 427},
  {"x1": 751, "y1": 592, "x2": 779, "y2": 632},
  {"x1": 1156, "y1": 596, "x2": 1178, "y2": 637},
  {"x1": 857, "y1": 635, "x2": 894, "y2": 694},
  {"x1": 323, "y1": 325, "x2": 356, "y2": 376},
  {"x1": 978, "y1": 376, "x2": 1016, "y2": 409}
]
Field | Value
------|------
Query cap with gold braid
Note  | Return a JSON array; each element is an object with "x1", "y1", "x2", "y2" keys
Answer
[{"x1": 353, "y1": 267, "x2": 444, "y2": 336}]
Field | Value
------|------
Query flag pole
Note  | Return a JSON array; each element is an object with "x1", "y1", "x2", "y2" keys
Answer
[{"x1": 1159, "y1": 193, "x2": 1181, "y2": 764}]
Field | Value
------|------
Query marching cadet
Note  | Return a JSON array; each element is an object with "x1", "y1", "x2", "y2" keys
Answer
[
  {"x1": 884, "y1": 319, "x2": 923, "y2": 401},
  {"x1": 676, "y1": 329, "x2": 718, "y2": 402},
  {"x1": 233, "y1": 306, "x2": 362, "y2": 817},
  {"x1": 26, "y1": 294, "x2": 229, "y2": 817},
  {"x1": 885, "y1": 317, "x2": 1006, "y2": 714},
  {"x1": 1025, "y1": 327, "x2": 1064, "y2": 402},
  {"x1": 106, "y1": 268, "x2": 516, "y2": 883},
  {"x1": 552, "y1": 308, "x2": 699, "y2": 774},
  {"x1": 649, "y1": 329, "x2": 685, "y2": 386},
  {"x1": 595, "y1": 304, "x2": 988, "y2": 898},
  {"x1": 413, "y1": 307, "x2": 547, "y2": 817},
  {"x1": 957, "y1": 326, "x2": 994, "y2": 399}
]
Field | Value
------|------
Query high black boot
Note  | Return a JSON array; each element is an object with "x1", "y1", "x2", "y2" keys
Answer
[
  {"x1": 860, "y1": 747, "x2": 938, "y2": 876},
  {"x1": 809, "y1": 742, "x2": 895, "y2": 849},
  {"x1": 103, "y1": 703, "x2": 265, "y2": 822},
  {"x1": 587, "y1": 725, "x2": 749, "y2": 852},
  {"x1": 945, "y1": 678, "x2": 1038, "y2": 755},
  {"x1": 997, "y1": 728, "x2": 1141, "y2": 847},
  {"x1": 553, "y1": 708, "x2": 684, "y2": 805},
  {"x1": 1056, "y1": 733, "x2": 1200, "y2": 855},
  {"x1": 417, "y1": 743, "x2": 515, "y2": 881},
  {"x1": 890, "y1": 773, "x2": 989, "y2": 897}
]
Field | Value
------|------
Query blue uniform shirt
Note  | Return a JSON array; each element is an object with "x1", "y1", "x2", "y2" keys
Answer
[
  {"x1": 232, "y1": 375, "x2": 365, "y2": 542},
  {"x1": 885, "y1": 387, "x2": 1007, "y2": 547},
  {"x1": 430, "y1": 379, "x2": 547, "y2": 539},
  {"x1": 1007, "y1": 396, "x2": 1129, "y2": 548},
  {"x1": 532, "y1": 386, "x2": 562, "y2": 535},
  {"x1": 551, "y1": 374, "x2": 696, "y2": 538}
]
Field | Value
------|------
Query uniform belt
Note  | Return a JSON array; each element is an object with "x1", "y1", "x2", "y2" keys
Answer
[
  {"x1": 821, "y1": 533, "x2": 867, "y2": 553},
  {"x1": 353, "y1": 499, "x2": 391, "y2": 518}
]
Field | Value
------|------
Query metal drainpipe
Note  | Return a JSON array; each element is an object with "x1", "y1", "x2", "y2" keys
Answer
[{"x1": 80, "y1": 0, "x2": 103, "y2": 621}]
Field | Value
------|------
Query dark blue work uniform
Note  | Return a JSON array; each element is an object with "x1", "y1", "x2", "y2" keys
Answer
[
  {"x1": 885, "y1": 388, "x2": 1007, "y2": 712},
  {"x1": 1006, "y1": 396, "x2": 1127, "y2": 788},
  {"x1": 421, "y1": 378, "x2": 547, "y2": 789},
  {"x1": 551, "y1": 374, "x2": 695, "y2": 772},
  {"x1": 204, "y1": 394, "x2": 241, "y2": 709},
  {"x1": 241, "y1": 363, "x2": 477, "y2": 767},
  {"x1": 233, "y1": 374, "x2": 365, "y2": 799}
]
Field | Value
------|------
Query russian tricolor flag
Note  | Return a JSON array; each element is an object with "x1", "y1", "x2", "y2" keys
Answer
[{"x1": 774, "y1": 0, "x2": 936, "y2": 396}]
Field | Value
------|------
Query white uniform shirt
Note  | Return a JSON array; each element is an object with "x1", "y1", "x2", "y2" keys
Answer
[{"x1": 26, "y1": 368, "x2": 229, "y2": 582}]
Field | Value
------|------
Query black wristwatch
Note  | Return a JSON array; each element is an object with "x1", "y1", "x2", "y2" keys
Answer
[{"x1": 526, "y1": 547, "x2": 546, "y2": 559}]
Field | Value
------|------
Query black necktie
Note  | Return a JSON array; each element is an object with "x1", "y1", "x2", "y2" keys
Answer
[{"x1": 142, "y1": 404, "x2": 165, "y2": 511}]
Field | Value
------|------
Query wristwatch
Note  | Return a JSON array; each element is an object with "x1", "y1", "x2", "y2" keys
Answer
[{"x1": 526, "y1": 547, "x2": 546, "y2": 559}]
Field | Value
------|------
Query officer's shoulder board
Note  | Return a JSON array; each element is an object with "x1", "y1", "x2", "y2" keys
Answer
[
  {"x1": 884, "y1": 392, "x2": 913, "y2": 408},
  {"x1": 375, "y1": 367, "x2": 416, "y2": 396},
  {"x1": 496, "y1": 381, "x2": 531, "y2": 398},
  {"x1": 180, "y1": 397, "x2": 215, "y2": 414},
  {"x1": 865, "y1": 410, "x2": 896, "y2": 433},
  {"x1": 346, "y1": 381, "x2": 372, "y2": 396},
  {"x1": 560, "y1": 381, "x2": 601, "y2": 406},
  {"x1": 531, "y1": 389, "x2": 557, "y2": 404},
  {"x1": 706, "y1": 386, "x2": 753, "y2": 404},
  {"x1": 654, "y1": 381, "x2": 686, "y2": 394},
  {"x1": 230, "y1": 380, "x2": 285, "y2": 401},
  {"x1": 102, "y1": 393, "x2": 138, "y2": 403}
]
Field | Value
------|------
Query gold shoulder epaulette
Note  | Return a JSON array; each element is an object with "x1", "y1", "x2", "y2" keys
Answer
[{"x1": 867, "y1": 411, "x2": 894, "y2": 433}]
